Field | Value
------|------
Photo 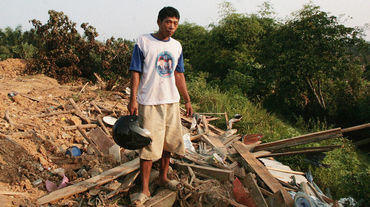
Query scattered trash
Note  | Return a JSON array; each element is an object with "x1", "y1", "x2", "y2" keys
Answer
[
  {"x1": 183, "y1": 133, "x2": 196, "y2": 152},
  {"x1": 65, "y1": 146, "x2": 82, "y2": 157},
  {"x1": 32, "y1": 178, "x2": 43, "y2": 186},
  {"x1": 45, "y1": 175, "x2": 69, "y2": 192},
  {"x1": 103, "y1": 116, "x2": 117, "y2": 126}
]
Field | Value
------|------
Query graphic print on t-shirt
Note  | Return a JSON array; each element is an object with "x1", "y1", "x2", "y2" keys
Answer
[{"x1": 155, "y1": 51, "x2": 174, "y2": 78}]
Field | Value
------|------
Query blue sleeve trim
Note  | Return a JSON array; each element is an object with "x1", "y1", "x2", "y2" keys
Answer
[
  {"x1": 175, "y1": 52, "x2": 185, "y2": 73},
  {"x1": 129, "y1": 44, "x2": 144, "y2": 72}
]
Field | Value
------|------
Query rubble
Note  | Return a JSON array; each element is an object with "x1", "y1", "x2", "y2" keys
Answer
[{"x1": 1, "y1": 59, "x2": 369, "y2": 206}]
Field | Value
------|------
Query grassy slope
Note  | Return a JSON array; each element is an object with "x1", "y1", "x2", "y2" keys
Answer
[{"x1": 186, "y1": 73, "x2": 370, "y2": 205}]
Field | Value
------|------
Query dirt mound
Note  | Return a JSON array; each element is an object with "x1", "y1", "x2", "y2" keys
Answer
[
  {"x1": 0, "y1": 58, "x2": 28, "y2": 78},
  {"x1": 0, "y1": 63, "x2": 130, "y2": 206}
]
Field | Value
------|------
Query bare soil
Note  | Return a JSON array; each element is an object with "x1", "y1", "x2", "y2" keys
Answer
[{"x1": 0, "y1": 59, "x2": 130, "y2": 206}]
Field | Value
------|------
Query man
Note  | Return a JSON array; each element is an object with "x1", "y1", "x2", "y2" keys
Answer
[{"x1": 128, "y1": 6, "x2": 193, "y2": 206}]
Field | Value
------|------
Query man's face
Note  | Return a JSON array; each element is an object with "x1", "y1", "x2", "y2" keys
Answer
[{"x1": 157, "y1": 16, "x2": 179, "y2": 38}]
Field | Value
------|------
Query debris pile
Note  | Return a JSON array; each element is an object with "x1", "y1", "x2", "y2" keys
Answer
[{"x1": 1, "y1": 59, "x2": 369, "y2": 206}]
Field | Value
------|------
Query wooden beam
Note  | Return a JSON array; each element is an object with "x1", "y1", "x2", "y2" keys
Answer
[
  {"x1": 266, "y1": 167, "x2": 305, "y2": 176},
  {"x1": 34, "y1": 110, "x2": 75, "y2": 118},
  {"x1": 77, "y1": 127, "x2": 103, "y2": 156},
  {"x1": 88, "y1": 127, "x2": 115, "y2": 155},
  {"x1": 256, "y1": 146, "x2": 341, "y2": 158},
  {"x1": 254, "y1": 128, "x2": 342, "y2": 151},
  {"x1": 232, "y1": 141, "x2": 293, "y2": 206},
  {"x1": 341, "y1": 123, "x2": 370, "y2": 133},
  {"x1": 175, "y1": 161, "x2": 234, "y2": 182},
  {"x1": 104, "y1": 170, "x2": 140, "y2": 200},
  {"x1": 37, "y1": 158, "x2": 140, "y2": 205},
  {"x1": 64, "y1": 124, "x2": 97, "y2": 131},
  {"x1": 97, "y1": 115, "x2": 111, "y2": 136},
  {"x1": 144, "y1": 189, "x2": 177, "y2": 207}
]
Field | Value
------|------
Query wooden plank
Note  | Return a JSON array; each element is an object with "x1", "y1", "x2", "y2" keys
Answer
[
  {"x1": 232, "y1": 141, "x2": 293, "y2": 206},
  {"x1": 244, "y1": 173, "x2": 268, "y2": 207},
  {"x1": 276, "y1": 145, "x2": 343, "y2": 153},
  {"x1": 35, "y1": 110, "x2": 76, "y2": 118},
  {"x1": 88, "y1": 127, "x2": 115, "y2": 154},
  {"x1": 37, "y1": 158, "x2": 140, "y2": 205},
  {"x1": 257, "y1": 146, "x2": 341, "y2": 158},
  {"x1": 341, "y1": 123, "x2": 370, "y2": 133},
  {"x1": 266, "y1": 167, "x2": 304, "y2": 175},
  {"x1": 104, "y1": 170, "x2": 140, "y2": 200},
  {"x1": 175, "y1": 161, "x2": 234, "y2": 182},
  {"x1": 201, "y1": 115, "x2": 209, "y2": 133},
  {"x1": 77, "y1": 127, "x2": 103, "y2": 156},
  {"x1": 144, "y1": 189, "x2": 177, "y2": 207},
  {"x1": 252, "y1": 151, "x2": 271, "y2": 158},
  {"x1": 64, "y1": 124, "x2": 97, "y2": 131},
  {"x1": 254, "y1": 128, "x2": 342, "y2": 151},
  {"x1": 97, "y1": 115, "x2": 111, "y2": 136},
  {"x1": 201, "y1": 134, "x2": 228, "y2": 158}
]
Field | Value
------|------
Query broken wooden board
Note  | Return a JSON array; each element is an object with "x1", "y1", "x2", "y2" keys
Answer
[
  {"x1": 232, "y1": 141, "x2": 294, "y2": 206},
  {"x1": 244, "y1": 173, "x2": 268, "y2": 207},
  {"x1": 144, "y1": 189, "x2": 177, "y2": 207},
  {"x1": 175, "y1": 161, "x2": 234, "y2": 182},
  {"x1": 257, "y1": 145, "x2": 343, "y2": 158},
  {"x1": 254, "y1": 128, "x2": 342, "y2": 151},
  {"x1": 88, "y1": 127, "x2": 116, "y2": 155},
  {"x1": 201, "y1": 134, "x2": 228, "y2": 157},
  {"x1": 37, "y1": 158, "x2": 140, "y2": 205}
]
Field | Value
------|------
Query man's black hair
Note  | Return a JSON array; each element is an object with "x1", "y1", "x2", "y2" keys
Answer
[{"x1": 158, "y1": 6, "x2": 180, "y2": 22}]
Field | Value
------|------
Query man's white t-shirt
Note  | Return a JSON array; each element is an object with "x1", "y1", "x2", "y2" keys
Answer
[{"x1": 129, "y1": 34, "x2": 185, "y2": 105}]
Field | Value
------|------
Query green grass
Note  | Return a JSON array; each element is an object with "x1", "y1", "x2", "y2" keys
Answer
[{"x1": 187, "y1": 73, "x2": 370, "y2": 205}]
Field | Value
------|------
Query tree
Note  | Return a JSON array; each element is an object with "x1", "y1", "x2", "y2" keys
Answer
[
  {"x1": 259, "y1": 4, "x2": 366, "y2": 121},
  {"x1": 30, "y1": 10, "x2": 132, "y2": 84},
  {"x1": 0, "y1": 26, "x2": 38, "y2": 60}
]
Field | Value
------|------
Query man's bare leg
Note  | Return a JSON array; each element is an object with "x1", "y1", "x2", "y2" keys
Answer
[
  {"x1": 140, "y1": 159, "x2": 152, "y2": 197},
  {"x1": 159, "y1": 151, "x2": 171, "y2": 184}
]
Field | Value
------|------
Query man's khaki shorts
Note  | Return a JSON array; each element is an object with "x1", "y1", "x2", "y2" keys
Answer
[{"x1": 138, "y1": 102, "x2": 185, "y2": 161}]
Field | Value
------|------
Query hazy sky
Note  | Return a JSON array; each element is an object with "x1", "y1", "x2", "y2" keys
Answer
[{"x1": 0, "y1": 0, "x2": 369, "y2": 41}]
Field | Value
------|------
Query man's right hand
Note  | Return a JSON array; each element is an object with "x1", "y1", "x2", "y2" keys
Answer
[{"x1": 128, "y1": 99, "x2": 138, "y2": 115}]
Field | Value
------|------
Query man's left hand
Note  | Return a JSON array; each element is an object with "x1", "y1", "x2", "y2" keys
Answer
[{"x1": 185, "y1": 102, "x2": 193, "y2": 117}]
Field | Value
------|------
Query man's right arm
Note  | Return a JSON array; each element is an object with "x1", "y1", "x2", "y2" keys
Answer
[{"x1": 128, "y1": 71, "x2": 140, "y2": 115}]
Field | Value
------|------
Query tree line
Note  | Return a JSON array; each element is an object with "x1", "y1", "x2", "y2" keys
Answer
[
  {"x1": 173, "y1": 3, "x2": 369, "y2": 134},
  {"x1": 0, "y1": 3, "x2": 369, "y2": 133}
]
